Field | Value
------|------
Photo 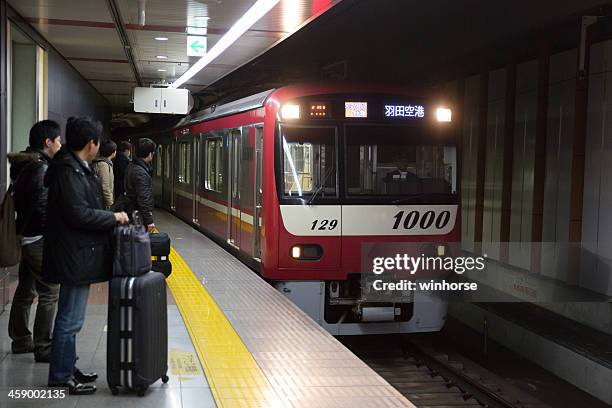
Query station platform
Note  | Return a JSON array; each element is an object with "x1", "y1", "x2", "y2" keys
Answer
[{"x1": 0, "y1": 210, "x2": 411, "y2": 407}]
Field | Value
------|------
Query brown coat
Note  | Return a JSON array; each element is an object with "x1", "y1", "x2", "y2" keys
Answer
[{"x1": 92, "y1": 157, "x2": 114, "y2": 209}]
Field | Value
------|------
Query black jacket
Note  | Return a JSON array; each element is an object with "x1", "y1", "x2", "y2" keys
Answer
[
  {"x1": 7, "y1": 149, "x2": 51, "y2": 237},
  {"x1": 42, "y1": 148, "x2": 117, "y2": 285},
  {"x1": 125, "y1": 158, "x2": 154, "y2": 225},
  {"x1": 113, "y1": 150, "x2": 130, "y2": 198}
]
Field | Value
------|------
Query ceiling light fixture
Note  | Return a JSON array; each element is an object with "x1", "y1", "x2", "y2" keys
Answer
[
  {"x1": 154, "y1": 37, "x2": 168, "y2": 41},
  {"x1": 171, "y1": 0, "x2": 280, "y2": 89},
  {"x1": 157, "y1": 69, "x2": 167, "y2": 72},
  {"x1": 156, "y1": 55, "x2": 168, "y2": 59}
]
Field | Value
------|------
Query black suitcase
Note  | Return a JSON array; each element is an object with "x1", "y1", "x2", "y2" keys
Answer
[
  {"x1": 152, "y1": 259, "x2": 172, "y2": 278},
  {"x1": 107, "y1": 272, "x2": 169, "y2": 396},
  {"x1": 149, "y1": 232, "x2": 170, "y2": 257},
  {"x1": 114, "y1": 224, "x2": 152, "y2": 277}
]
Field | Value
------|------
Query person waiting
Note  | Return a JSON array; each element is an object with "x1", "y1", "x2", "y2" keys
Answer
[
  {"x1": 113, "y1": 140, "x2": 131, "y2": 199},
  {"x1": 92, "y1": 140, "x2": 117, "y2": 209},
  {"x1": 125, "y1": 138, "x2": 156, "y2": 232},
  {"x1": 43, "y1": 117, "x2": 128, "y2": 395},
  {"x1": 7, "y1": 120, "x2": 62, "y2": 362}
]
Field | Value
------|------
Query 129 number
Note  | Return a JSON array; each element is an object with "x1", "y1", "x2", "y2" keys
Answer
[{"x1": 311, "y1": 219, "x2": 338, "y2": 230}]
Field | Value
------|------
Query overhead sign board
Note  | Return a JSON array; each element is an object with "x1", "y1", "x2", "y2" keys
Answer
[{"x1": 187, "y1": 36, "x2": 207, "y2": 57}]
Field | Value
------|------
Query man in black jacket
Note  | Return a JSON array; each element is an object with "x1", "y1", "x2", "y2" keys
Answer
[
  {"x1": 7, "y1": 120, "x2": 62, "y2": 362},
  {"x1": 113, "y1": 140, "x2": 131, "y2": 199},
  {"x1": 43, "y1": 117, "x2": 128, "y2": 395},
  {"x1": 125, "y1": 138, "x2": 156, "y2": 231}
]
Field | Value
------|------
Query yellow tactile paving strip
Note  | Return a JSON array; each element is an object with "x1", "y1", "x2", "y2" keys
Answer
[{"x1": 166, "y1": 247, "x2": 284, "y2": 408}]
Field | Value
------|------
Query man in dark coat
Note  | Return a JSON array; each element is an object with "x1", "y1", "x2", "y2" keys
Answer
[
  {"x1": 7, "y1": 120, "x2": 62, "y2": 362},
  {"x1": 125, "y1": 138, "x2": 156, "y2": 231},
  {"x1": 113, "y1": 140, "x2": 131, "y2": 199},
  {"x1": 43, "y1": 117, "x2": 128, "y2": 395}
]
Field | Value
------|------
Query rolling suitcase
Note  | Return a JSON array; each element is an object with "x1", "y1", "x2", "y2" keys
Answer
[{"x1": 107, "y1": 271, "x2": 169, "y2": 396}]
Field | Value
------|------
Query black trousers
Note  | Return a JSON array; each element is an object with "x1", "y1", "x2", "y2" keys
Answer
[{"x1": 8, "y1": 239, "x2": 60, "y2": 358}]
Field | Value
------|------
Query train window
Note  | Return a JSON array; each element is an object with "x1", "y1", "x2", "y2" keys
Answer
[
  {"x1": 345, "y1": 125, "x2": 457, "y2": 197},
  {"x1": 280, "y1": 126, "x2": 336, "y2": 198},
  {"x1": 205, "y1": 138, "x2": 223, "y2": 192},
  {"x1": 155, "y1": 145, "x2": 163, "y2": 176},
  {"x1": 178, "y1": 141, "x2": 191, "y2": 184},
  {"x1": 164, "y1": 146, "x2": 171, "y2": 178}
]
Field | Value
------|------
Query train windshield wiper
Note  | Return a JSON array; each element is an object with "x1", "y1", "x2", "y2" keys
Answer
[{"x1": 307, "y1": 166, "x2": 334, "y2": 205}]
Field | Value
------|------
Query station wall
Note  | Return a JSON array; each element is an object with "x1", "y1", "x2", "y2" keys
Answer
[{"x1": 457, "y1": 40, "x2": 612, "y2": 301}]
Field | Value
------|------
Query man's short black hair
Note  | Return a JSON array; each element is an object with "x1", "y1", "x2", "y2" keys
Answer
[
  {"x1": 135, "y1": 138, "x2": 156, "y2": 159},
  {"x1": 29, "y1": 120, "x2": 60, "y2": 150},
  {"x1": 65, "y1": 117, "x2": 103, "y2": 151},
  {"x1": 118, "y1": 140, "x2": 131, "y2": 152},
  {"x1": 99, "y1": 140, "x2": 117, "y2": 158}
]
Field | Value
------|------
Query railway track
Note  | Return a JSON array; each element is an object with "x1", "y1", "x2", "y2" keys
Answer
[{"x1": 340, "y1": 334, "x2": 549, "y2": 408}]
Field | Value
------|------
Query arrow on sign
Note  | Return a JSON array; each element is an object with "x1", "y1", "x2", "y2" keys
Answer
[{"x1": 190, "y1": 40, "x2": 205, "y2": 53}]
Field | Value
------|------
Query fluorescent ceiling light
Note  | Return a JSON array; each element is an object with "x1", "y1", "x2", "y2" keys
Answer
[
  {"x1": 157, "y1": 69, "x2": 167, "y2": 72},
  {"x1": 156, "y1": 55, "x2": 168, "y2": 59},
  {"x1": 154, "y1": 37, "x2": 168, "y2": 41},
  {"x1": 171, "y1": 0, "x2": 281, "y2": 89}
]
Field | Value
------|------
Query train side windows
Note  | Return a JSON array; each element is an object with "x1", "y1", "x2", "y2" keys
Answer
[
  {"x1": 280, "y1": 126, "x2": 337, "y2": 198},
  {"x1": 178, "y1": 141, "x2": 191, "y2": 185},
  {"x1": 205, "y1": 138, "x2": 223, "y2": 192},
  {"x1": 164, "y1": 146, "x2": 171, "y2": 179},
  {"x1": 155, "y1": 145, "x2": 163, "y2": 176}
]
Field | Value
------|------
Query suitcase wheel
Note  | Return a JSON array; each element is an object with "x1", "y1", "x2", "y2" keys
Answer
[
  {"x1": 162, "y1": 375, "x2": 169, "y2": 384},
  {"x1": 137, "y1": 386, "x2": 148, "y2": 397},
  {"x1": 110, "y1": 387, "x2": 119, "y2": 396}
]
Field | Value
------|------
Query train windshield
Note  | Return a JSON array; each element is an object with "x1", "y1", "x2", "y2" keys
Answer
[
  {"x1": 281, "y1": 126, "x2": 337, "y2": 198},
  {"x1": 345, "y1": 125, "x2": 457, "y2": 198}
]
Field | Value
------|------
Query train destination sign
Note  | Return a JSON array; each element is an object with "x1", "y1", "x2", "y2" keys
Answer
[{"x1": 384, "y1": 104, "x2": 425, "y2": 118}]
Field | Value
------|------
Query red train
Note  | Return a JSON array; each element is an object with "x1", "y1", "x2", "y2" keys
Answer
[{"x1": 151, "y1": 83, "x2": 458, "y2": 335}]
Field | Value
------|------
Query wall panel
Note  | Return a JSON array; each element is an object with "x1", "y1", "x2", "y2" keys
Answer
[
  {"x1": 482, "y1": 68, "x2": 506, "y2": 260},
  {"x1": 541, "y1": 49, "x2": 575, "y2": 281},
  {"x1": 509, "y1": 60, "x2": 538, "y2": 270},
  {"x1": 461, "y1": 75, "x2": 480, "y2": 252}
]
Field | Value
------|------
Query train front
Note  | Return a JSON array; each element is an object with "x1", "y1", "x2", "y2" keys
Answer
[{"x1": 266, "y1": 88, "x2": 458, "y2": 335}]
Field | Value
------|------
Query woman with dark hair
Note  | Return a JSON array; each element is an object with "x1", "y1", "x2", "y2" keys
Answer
[{"x1": 93, "y1": 140, "x2": 117, "y2": 209}]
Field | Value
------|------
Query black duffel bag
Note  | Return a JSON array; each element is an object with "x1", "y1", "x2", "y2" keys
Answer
[
  {"x1": 113, "y1": 212, "x2": 152, "y2": 277},
  {"x1": 150, "y1": 232, "x2": 171, "y2": 257}
]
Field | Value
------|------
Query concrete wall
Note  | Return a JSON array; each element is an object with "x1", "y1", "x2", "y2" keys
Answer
[
  {"x1": 47, "y1": 51, "x2": 110, "y2": 137},
  {"x1": 461, "y1": 75, "x2": 480, "y2": 253}
]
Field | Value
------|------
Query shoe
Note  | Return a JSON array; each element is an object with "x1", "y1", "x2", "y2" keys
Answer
[
  {"x1": 12, "y1": 344, "x2": 34, "y2": 354},
  {"x1": 49, "y1": 380, "x2": 96, "y2": 395},
  {"x1": 34, "y1": 354, "x2": 50, "y2": 363},
  {"x1": 74, "y1": 368, "x2": 98, "y2": 384}
]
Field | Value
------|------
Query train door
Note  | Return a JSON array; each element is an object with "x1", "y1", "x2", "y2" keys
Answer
[
  {"x1": 227, "y1": 129, "x2": 241, "y2": 248},
  {"x1": 253, "y1": 126, "x2": 264, "y2": 260},
  {"x1": 162, "y1": 143, "x2": 172, "y2": 208},
  {"x1": 171, "y1": 140, "x2": 177, "y2": 210},
  {"x1": 192, "y1": 135, "x2": 200, "y2": 225}
]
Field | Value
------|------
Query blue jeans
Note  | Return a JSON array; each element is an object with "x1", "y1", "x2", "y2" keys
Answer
[{"x1": 48, "y1": 284, "x2": 90, "y2": 384}]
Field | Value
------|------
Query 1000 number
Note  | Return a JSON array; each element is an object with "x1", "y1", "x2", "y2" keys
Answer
[{"x1": 392, "y1": 210, "x2": 451, "y2": 230}]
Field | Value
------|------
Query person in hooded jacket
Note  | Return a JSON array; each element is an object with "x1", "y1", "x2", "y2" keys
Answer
[
  {"x1": 43, "y1": 117, "x2": 128, "y2": 395},
  {"x1": 7, "y1": 120, "x2": 62, "y2": 362}
]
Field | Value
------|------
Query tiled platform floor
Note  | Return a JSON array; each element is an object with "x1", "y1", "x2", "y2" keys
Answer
[{"x1": 0, "y1": 284, "x2": 215, "y2": 408}]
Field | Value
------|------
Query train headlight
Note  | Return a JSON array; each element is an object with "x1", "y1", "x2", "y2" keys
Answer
[
  {"x1": 436, "y1": 107, "x2": 452, "y2": 122},
  {"x1": 290, "y1": 244, "x2": 323, "y2": 260},
  {"x1": 281, "y1": 104, "x2": 300, "y2": 120}
]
